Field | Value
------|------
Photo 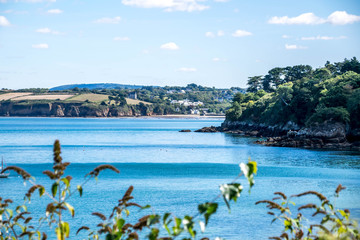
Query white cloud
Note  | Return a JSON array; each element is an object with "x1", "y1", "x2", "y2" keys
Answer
[
  {"x1": 232, "y1": 29, "x2": 252, "y2": 37},
  {"x1": 269, "y1": 11, "x2": 360, "y2": 25},
  {"x1": 178, "y1": 67, "x2": 197, "y2": 72},
  {"x1": 114, "y1": 36, "x2": 130, "y2": 41},
  {"x1": 327, "y1": 11, "x2": 360, "y2": 25},
  {"x1": 36, "y1": 27, "x2": 61, "y2": 35},
  {"x1": 206, "y1": 30, "x2": 224, "y2": 37},
  {"x1": 217, "y1": 30, "x2": 224, "y2": 36},
  {"x1": 160, "y1": 42, "x2": 179, "y2": 50},
  {"x1": 0, "y1": 0, "x2": 7, "y2": 3},
  {"x1": 121, "y1": 0, "x2": 209, "y2": 12},
  {"x1": 0, "y1": 16, "x2": 10, "y2": 26},
  {"x1": 205, "y1": 31, "x2": 215, "y2": 38},
  {"x1": 269, "y1": 13, "x2": 325, "y2": 25},
  {"x1": 47, "y1": 9, "x2": 62, "y2": 14},
  {"x1": 301, "y1": 35, "x2": 347, "y2": 40},
  {"x1": 36, "y1": 27, "x2": 51, "y2": 33},
  {"x1": 282, "y1": 34, "x2": 291, "y2": 39},
  {"x1": 94, "y1": 16, "x2": 121, "y2": 24},
  {"x1": 285, "y1": 44, "x2": 307, "y2": 50},
  {"x1": 32, "y1": 43, "x2": 49, "y2": 49}
]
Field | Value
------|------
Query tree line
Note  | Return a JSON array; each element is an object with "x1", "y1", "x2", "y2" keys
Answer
[{"x1": 226, "y1": 57, "x2": 360, "y2": 132}]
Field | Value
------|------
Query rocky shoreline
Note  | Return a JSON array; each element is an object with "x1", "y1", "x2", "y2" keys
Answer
[{"x1": 195, "y1": 120, "x2": 360, "y2": 151}]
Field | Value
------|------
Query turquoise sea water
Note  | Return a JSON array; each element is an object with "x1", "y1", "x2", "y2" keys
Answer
[{"x1": 1, "y1": 117, "x2": 360, "y2": 239}]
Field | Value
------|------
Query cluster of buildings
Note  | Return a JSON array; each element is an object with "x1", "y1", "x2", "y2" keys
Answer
[{"x1": 170, "y1": 99, "x2": 203, "y2": 107}]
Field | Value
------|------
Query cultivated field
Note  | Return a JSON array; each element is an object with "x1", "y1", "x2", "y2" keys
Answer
[
  {"x1": 66, "y1": 94, "x2": 109, "y2": 103},
  {"x1": 125, "y1": 98, "x2": 152, "y2": 105},
  {"x1": 14, "y1": 94, "x2": 74, "y2": 101},
  {"x1": 1, "y1": 92, "x2": 152, "y2": 105},
  {"x1": 0, "y1": 92, "x2": 33, "y2": 100}
]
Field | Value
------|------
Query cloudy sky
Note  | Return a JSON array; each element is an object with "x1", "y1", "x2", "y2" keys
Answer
[{"x1": 0, "y1": 0, "x2": 359, "y2": 89}]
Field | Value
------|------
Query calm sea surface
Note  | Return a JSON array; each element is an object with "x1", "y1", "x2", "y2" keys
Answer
[{"x1": 1, "y1": 118, "x2": 360, "y2": 239}]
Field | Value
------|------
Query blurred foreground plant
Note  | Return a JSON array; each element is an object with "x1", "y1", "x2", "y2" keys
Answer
[
  {"x1": 2, "y1": 140, "x2": 359, "y2": 239},
  {"x1": 256, "y1": 185, "x2": 360, "y2": 240},
  {"x1": 0, "y1": 140, "x2": 257, "y2": 240}
]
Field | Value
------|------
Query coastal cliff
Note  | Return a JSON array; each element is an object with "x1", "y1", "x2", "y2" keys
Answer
[{"x1": 0, "y1": 102, "x2": 139, "y2": 117}]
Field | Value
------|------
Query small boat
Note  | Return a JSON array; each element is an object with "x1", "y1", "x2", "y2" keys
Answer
[{"x1": 0, "y1": 158, "x2": 9, "y2": 178}]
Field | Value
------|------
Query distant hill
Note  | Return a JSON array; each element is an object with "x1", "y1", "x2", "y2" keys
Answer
[{"x1": 50, "y1": 83, "x2": 148, "y2": 91}]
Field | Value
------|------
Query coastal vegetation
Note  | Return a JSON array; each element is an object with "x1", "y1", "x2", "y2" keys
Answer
[
  {"x1": 1, "y1": 141, "x2": 359, "y2": 239},
  {"x1": 222, "y1": 57, "x2": 360, "y2": 150},
  {"x1": 226, "y1": 57, "x2": 360, "y2": 128}
]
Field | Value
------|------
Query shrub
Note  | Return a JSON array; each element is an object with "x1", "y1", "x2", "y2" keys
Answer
[{"x1": 306, "y1": 107, "x2": 350, "y2": 126}]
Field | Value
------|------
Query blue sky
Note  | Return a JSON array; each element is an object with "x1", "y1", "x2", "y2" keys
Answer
[{"x1": 0, "y1": 0, "x2": 360, "y2": 89}]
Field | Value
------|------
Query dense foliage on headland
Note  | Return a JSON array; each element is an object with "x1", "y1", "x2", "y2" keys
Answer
[
  {"x1": 221, "y1": 57, "x2": 360, "y2": 149},
  {"x1": 226, "y1": 57, "x2": 360, "y2": 128}
]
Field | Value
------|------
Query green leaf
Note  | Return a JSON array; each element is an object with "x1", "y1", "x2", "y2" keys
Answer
[
  {"x1": 51, "y1": 182, "x2": 58, "y2": 198},
  {"x1": 64, "y1": 202, "x2": 75, "y2": 217},
  {"x1": 182, "y1": 215, "x2": 195, "y2": 238},
  {"x1": 6, "y1": 209, "x2": 13, "y2": 218},
  {"x1": 147, "y1": 214, "x2": 160, "y2": 226},
  {"x1": 61, "y1": 178, "x2": 70, "y2": 188},
  {"x1": 172, "y1": 217, "x2": 183, "y2": 236},
  {"x1": 198, "y1": 202, "x2": 218, "y2": 225},
  {"x1": 163, "y1": 212, "x2": 171, "y2": 222},
  {"x1": 284, "y1": 219, "x2": 292, "y2": 231},
  {"x1": 239, "y1": 160, "x2": 257, "y2": 192},
  {"x1": 62, "y1": 221, "x2": 70, "y2": 238},
  {"x1": 321, "y1": 215, "x2": 330, "y2": 224},
  {"x1": 148, "y1": 228, "x2": 159, "y2": 240},
  {"x1": 55, "y1": 227, "x2": 64, "y2": 240},
  {"x1": 39, "y1": 186, "x2": 45, "y2": 197},
  {"x1": 222, "y1": 196, "x2": 230, "y2": 211},
  {"x1": 220, "y1": 183, "x2": 243, "y2": 205},
  {"x1": 140, "y1": 204, "x2": 151, "y2": 210},
  {"x1": 117, "y1": 218, "x2": 125, "y2": 231},
  {"x1": 77, "y1": 185, "x2": 83, "y2": 197}
]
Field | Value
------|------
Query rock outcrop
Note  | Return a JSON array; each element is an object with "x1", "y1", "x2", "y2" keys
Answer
[
  {"x1": 196, "y1": 120, "x2": 360, "y2": 151},
  {"x1": 195, "y1": 126, "x2": 222, "y2": 132},
  {"x1": 255, "y1": 122, "x2": 360, "y2": 150},
  {"x1": 179, "y1": 129, "x2": 191, "y2": 132}
]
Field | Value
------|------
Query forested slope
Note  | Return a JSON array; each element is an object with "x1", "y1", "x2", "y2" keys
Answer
[{"x1": 224, "y1": 57, "x2": 360, "y2": 149}]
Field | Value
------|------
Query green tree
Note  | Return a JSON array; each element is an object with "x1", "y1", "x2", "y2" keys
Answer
[
  {"x1": 226, "y1": 101, "x2": 242, "y2": 121},
  {"x1": 247, "y1": 76, "x2": 263, "y2": 92}
]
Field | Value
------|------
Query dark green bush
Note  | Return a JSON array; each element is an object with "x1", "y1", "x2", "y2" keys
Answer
[{"x1": 306, "y1": 107, "x2": 350, "y2": 126}]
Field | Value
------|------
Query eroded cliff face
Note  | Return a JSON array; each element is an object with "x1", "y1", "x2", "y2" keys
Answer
[
  {"x1": 0, "y1": 102, "x2": 137, "y2": 117},
  {"x1": 220, "y1": 119, "x2": 360, "y2": 150}
]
